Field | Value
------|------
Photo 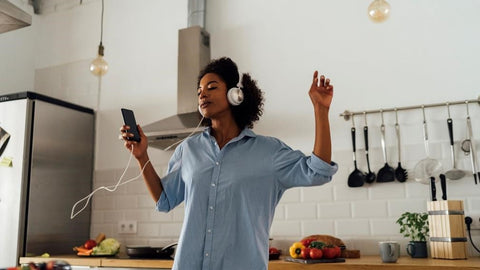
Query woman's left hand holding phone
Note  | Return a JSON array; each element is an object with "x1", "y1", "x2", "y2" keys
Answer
[{"x1": 120, "y1": 125, "x2": 149, "y2": 162}]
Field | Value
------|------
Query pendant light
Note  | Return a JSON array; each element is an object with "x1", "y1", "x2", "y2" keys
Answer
[
  {"x1": 90, "y1": 0, "x2": 108, "y2": 76},
  {"x1": 368, "y1": 0, "x2": 391, "y2": 23}
]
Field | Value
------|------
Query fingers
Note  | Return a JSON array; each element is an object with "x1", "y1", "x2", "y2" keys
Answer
[
  {"x1": 137, "y1": 125, "x2": 145, "y2": 136},
  {"x1": 119, "y1": 125, "x2": 130, "y2": 133},
  {"x1": 312, "y1": 71, "x2": 319, "y2": 88},
  {"x1": 312, "y1": 71, "x2": 332, "y2": 89},
  {"x1": 119, "y1": 125, "x2": 134, "y2": 141}
]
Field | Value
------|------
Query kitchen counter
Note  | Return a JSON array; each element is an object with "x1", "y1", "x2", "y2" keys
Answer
[{"x1": 20, "y1": 255, "x2": 480, "y2": 269}]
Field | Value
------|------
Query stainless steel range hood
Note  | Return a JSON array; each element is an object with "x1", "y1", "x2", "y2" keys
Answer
[
  {"x1": 142, "y1": 26, "x2": 210, "y2": 150},
  {"x1": 0, "y1": 0, "x2": 31, "y2": 34}
]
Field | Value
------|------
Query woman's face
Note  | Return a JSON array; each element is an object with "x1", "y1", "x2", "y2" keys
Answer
[{"x1": 198, "y1": 73, "x2": 230, "y2": 118}]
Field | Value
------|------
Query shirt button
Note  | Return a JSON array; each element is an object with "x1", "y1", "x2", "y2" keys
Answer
[
  {"x1": 215, "y1": 162, "x2": 219, "y2": 165},
  {"x1": 211, "y1": 183, "x2": 216, "y2": 187},
  {"x1": 205, "y1": 253, "x2": 209, "y2": 257},
  {"x1": 207, "y1": 229, "x2": 212, "y2": 233},
  {"x1": 209, "y1": 206, "x2": 214, "y2": 210}
]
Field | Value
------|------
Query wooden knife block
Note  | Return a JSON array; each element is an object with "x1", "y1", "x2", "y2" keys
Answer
[{"x1": 427, "y1": 200, "x2": 467, "y2": 259}]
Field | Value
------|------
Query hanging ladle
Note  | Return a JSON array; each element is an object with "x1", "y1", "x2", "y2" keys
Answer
[
  {"x1": 348, "y1": 115, "x2": 366, "y2": 187},
  {"x1": 444, "y1": 102, "x2": 465, "y2": 180},
  {"x1": 394, "y1": 108, "x2": 408, "y2": 182},
  {"x1": 377, "y1": 110, "x2": 395, "y2": 182},
  {"x1": 363, "y1": 112, "x2": 376, "y2": 183},
  {"x1": 414, "y1": 106, "x2": 443, "y2": 184}
]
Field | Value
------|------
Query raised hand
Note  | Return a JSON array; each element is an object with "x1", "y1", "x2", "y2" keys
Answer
[{"x1": 309, "y1": 71, "x2": 334, "y2": 109}]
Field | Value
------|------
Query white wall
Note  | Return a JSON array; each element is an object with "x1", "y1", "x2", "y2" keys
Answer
[
  {"x1": 0, "y1": 0, "x2": 34, "y2": 93},
  {"x1": 1, "y1": 0, "x2": 479, "y2": 257}
]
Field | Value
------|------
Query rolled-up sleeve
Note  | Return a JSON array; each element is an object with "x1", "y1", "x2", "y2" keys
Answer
[
  {"x1": 273, "y1": 140, "x2": 338, "y2": 189},
  {"x1": 308, "y1": 153, "x2": 338, "y2": 177}
]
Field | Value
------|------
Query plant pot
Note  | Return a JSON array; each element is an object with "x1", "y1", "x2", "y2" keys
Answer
[{"x1": 407, "y1": 241, "x2": 428, "y2": 258}]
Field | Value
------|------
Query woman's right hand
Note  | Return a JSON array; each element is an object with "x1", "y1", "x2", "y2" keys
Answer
[{"x1": 120, "y1": 124, "x2": 149, "y2": 160}]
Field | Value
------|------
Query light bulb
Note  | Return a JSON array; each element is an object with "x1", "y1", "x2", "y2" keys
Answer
[
  {"x1": 90, "y1": 43, "x2": 108, "y2": 76},
  {"x1": 368, "y1": 0, "x2": 390, "y2": 23}
]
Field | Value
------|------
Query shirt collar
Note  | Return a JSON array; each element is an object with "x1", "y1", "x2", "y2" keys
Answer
[{"x1": 202, "y1": 126, "x2": 257, "y2": 142}]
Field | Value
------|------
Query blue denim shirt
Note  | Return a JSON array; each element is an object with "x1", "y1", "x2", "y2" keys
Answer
[{"x1": 157, "y1": 127, "x2": 338, "y2": 270}]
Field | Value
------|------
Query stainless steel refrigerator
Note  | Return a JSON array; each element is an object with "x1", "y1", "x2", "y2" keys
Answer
[{"x1": 0, "y1": 92, "x2": 94, "y2": 267}]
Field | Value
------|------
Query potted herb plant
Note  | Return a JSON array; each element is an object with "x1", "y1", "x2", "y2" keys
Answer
[{"x1": 396, "y1": 212, "x2": 429, "y2": 258}]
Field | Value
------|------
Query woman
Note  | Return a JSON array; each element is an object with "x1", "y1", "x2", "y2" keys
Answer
[{"x1": 120, "y1": 57, "x2": 337, "y2": 270}]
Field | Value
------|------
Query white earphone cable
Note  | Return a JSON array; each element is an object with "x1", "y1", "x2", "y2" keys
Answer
[
  {"x1": 70, "y1": 144, "x2": 150, "y2": 219},
  {"x1": 70, "y1": 116, "x2": 204, "y2": 219},
  {"x1": 164, "y1": 116, "x2": 205, "y2": 151}
]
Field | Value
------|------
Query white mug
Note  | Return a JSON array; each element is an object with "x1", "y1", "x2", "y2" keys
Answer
[{"x1": 379, "y1": 241, "x2": 400, "y2": 263}]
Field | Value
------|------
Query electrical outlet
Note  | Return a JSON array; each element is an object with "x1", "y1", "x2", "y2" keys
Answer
[
  {"x1": 471, "y1": 216, "x2": 480, "y2": 230},
  {"x1": 118, "y1": 220, "x2": 137, "y2": 234}
]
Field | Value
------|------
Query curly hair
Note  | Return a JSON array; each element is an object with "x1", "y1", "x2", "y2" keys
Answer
[{"x1": 197, "y1": 57, "x2": 264, "y2": 129}]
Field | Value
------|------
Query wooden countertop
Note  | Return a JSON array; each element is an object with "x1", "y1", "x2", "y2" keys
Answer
[{"x1": 20, "y1": 255, "x2": 480, "y2": 269}]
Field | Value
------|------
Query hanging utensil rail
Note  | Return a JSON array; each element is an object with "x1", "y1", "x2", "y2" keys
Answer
[{"x1": 340, "y1": 96, "x2": 480, "y2": 121}]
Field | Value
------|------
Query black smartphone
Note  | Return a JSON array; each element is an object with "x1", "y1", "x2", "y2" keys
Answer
[{"x1": 121, "y1": 108, "x2": 141, "y2": 142}]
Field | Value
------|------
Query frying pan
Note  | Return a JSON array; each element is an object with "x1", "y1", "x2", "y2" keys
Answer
[
  {"x1": 414, "y1": 106, "x2": 442, "y2": 185},
  {"x1": 126, "y1": 243, "x2": 177, "y2": 259},
  {"x1": 0, "y1": 126, "x2": 11, "y2": 157}
]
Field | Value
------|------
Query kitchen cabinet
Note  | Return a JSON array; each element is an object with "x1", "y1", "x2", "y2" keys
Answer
[{"x1": 19, "y1": 255, "x2": 480, "y2": 270}]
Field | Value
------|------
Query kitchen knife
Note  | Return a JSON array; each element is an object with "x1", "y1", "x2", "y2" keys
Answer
[
  {"x1": 430, "y1": 177, "x2": 437, "y2": 201},
  {"x1": 440, "y1": 174, "x2": 447, "y2": 200}
]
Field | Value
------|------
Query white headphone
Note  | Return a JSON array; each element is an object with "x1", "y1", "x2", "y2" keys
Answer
[
  {"x1": 198, "y1": 80, "x2": 244, "y2": 116},
  {"x1": 227, "y1": 85, "x2": 244, "y2": 106}
]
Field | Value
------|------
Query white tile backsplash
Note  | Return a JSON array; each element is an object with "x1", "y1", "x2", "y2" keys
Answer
[
  {"x1": 270, "y1": 221, "x2": 302, "y2": 237},
  {"x1": 285, "y1": 203, "x2": 317, "y2": 220},
  {"x1": 91, "y1": 140, "x2": 480, "y2": 256},
  {"x1": 335, "y1": 219, "x2": 371, "y2": 236},
  {"x1": 333, "y1": 184, "x2": 369, "y2": 201},
  {"x1": 302, "y1": 184, "x2": 334, "y2": 202},
  {"x1": 388, "y1": 199, "x2": 427, "y2": 217},
  {"x1": 302, "y1": 220, "x2": 335, "y2": 236},
  {"x1": 137, "y1": 223, "x2": 160, "y2": 237},
  {"x1": 352, "y1": 200, "x2": 388, "y2": 218},
  {"x1": 370, "y1": 218, "x2": 401, "y2": 236},
  {"x1": 318, "y1": 202, "x2": 351, "y2": 218},
  {"x1": 149, "y1": 211, "x2": 174, "y2": 222},
  {"x1": 369, "y1": 182, "x2": 406, "y2": 200},
  {"x1": 160, "y1": 223, "x2": 184, "y2": 237}
]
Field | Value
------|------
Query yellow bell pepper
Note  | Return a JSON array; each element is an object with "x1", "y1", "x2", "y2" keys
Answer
[{"x1": 289, "y1": 242, "x2": 305, "y2": 258}]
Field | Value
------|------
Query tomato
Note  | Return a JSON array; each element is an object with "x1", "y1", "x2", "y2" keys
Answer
[
  {"x1": 301, "y1": 247, "x2": 311, "y2": 259},
  {"x1": 83, "y1": 239, "x2": 97, "y2": 249},
  {"x1": 334, "y1": 246, "x2": 342, "y2": 257},
  {"x1": 300, "y1": 238, "x2": 314, "y2": 247},
  {"x1": 322, "y1": 246, "x2": 338, "y2": 259},
  {"x1": 269, "y1": 247, "x2": 279, "y2": 254},
  {"x1": 309, "y1": 248, "x2": 323, "y2": 259}
]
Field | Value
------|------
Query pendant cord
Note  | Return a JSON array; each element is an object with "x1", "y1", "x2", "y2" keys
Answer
[{"x1": 100, "y1": 0, "x2": 104, "y2": 44}]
